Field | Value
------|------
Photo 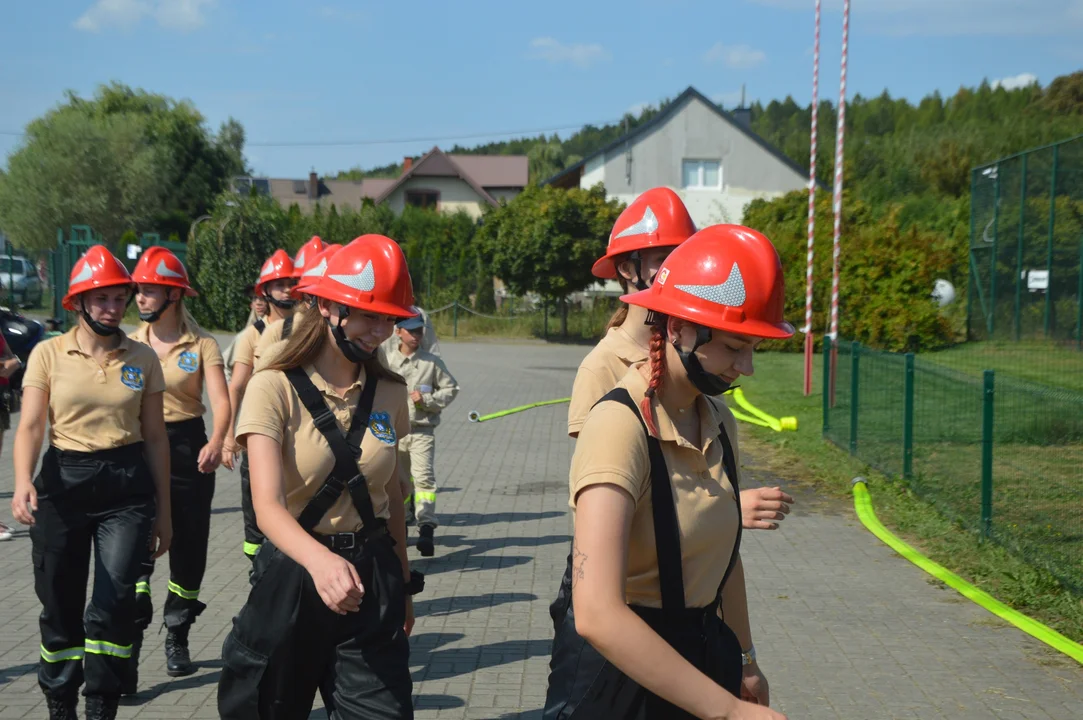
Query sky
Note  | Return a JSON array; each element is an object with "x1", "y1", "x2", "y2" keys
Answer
[{"x1": 1, "y1": 0, "x2": 1082, "y2": 179}]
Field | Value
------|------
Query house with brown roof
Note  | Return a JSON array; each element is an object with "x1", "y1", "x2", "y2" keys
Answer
[{"x1": 235, "y1": 147, "x2": 528, "y2": 218}]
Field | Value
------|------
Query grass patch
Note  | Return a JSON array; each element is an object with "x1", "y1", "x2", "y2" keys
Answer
[
  {"x1": 732, "y1": 350, "x2": 1083, "y2": 646},
  {"x1": 924, "y1": 340, "x2": 1083, "y2": 393}
]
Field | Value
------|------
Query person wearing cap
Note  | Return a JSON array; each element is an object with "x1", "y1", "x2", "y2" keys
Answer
[
  {"x1": 223, "y1": 249, "x2": 297, "y2": 561},
  {"x1": 379, "y1": 305, "x2": 441, "y2": 358},
  {"x1": 544, "y1": 225, "x2": 791, "y2": 720},
  {"x1": 223, "y1": 286, "x2": 269, "y2": 386},
  {"x1": 9, "y1": 245, "x2": 172, "y2": 720},
  {"x1": 124, "y1": 248, "x2": 230, "y2": 688},
  {"x1": 383, "y1": 312, "x2": 459, "y2": 556},
  {"x1": 254, "y1": 241, "x2": 343, "y2": 373},
  {"x1": 217, "y1": 235, "x2": 422, "y2": 719}
]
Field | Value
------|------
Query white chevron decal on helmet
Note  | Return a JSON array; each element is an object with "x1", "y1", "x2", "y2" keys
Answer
[
  {"x1": 302, "y1": 258, "x2": 328, "y2": 278},
  {"x1": 613, "y1": 206, "x2": 659, "y2": 240},
  {"x1": 329, "y1": 260, "x2": 375, "y2": 292},
  {"x1": 295, "y1": 250, "x2": 306, "y2": 268},
  {"x1": 259, "y1": 259, "x2": 275, "y2": 278},
  {"x1": 155, "y1": 259, "x2": 184, "y2": 278},
  {"x1": 674, "y1": 262, "x2": 746, "y2": 307},
  {"x1": 71, "y1": 260, "x2": 94, "y2": 284}
]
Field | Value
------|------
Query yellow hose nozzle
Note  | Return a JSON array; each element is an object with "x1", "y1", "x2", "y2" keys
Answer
[{"x1": 780, "y1": 416, "x2": 798, "y2": 431}]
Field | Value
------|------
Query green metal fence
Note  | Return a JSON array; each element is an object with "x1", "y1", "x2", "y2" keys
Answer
[
  {"x1": 968, "y1": 134, "x2": 1083, "y2": 348},
  {"x1": 824, "y1": 338, "x2": 1083, "y2": 594}
]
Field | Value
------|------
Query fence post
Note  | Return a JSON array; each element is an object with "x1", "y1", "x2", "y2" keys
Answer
[
  {"x1": 1013, "y1": 154, "x2": 1027, "y2": 342},
  {"x1": 453, "y1": 303, "x2": 458, "y2": 338},
  {"x1": 1078, "y1": 236, "x2": 1083, "y2": 351},
  {"x1": 1045, "y1": 146, "x2": 1058, "y2": 337},
  {"x1": 988, "y1": 168, "x2": 1000, "y2": 337},
  {"x1": 849, "y1": 341, "x2": 860, "y2": 456},
  {"x1": 981, "y1": 370, "x2": 995, "y2": 540},
  {"x1": 822, "y1": 336, "x2": 832, "y2": 435},
  {"x1": 903, "y1": 352, "x2": 915, "y2": 480}
]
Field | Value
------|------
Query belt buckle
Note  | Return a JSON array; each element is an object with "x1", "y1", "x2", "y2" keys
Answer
[{"x1": 334, "y1": 533, "x2": 356, "y2": 551}]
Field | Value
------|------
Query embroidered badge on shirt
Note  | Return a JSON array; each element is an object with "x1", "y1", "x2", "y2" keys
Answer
[
  {"x1": 369, "y1": 411, "x2": 397, "y2": 445},
  {"x1": 177, "y1": 350, "x2": 199, "y2": 374},
  {"x1": 120, "y1": 365, "x2": 145, "y2": 391}
]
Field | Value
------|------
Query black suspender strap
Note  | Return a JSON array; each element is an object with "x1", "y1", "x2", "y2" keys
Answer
[
  {"x1": 253, "y1": 319, "x2": 266, "y2": 334},
  {"x1": 713, "y1": 417, "x2": 743, "y2": 611},
  {"x1": 599, "y1": 388, "x2": 687, "y2": 611},
  {"x1": 282, "y1": 315, "x2": 294, "y2": 340},
  {"x1": 284, "y1": 367, "x2": 380, "y2": 535}
]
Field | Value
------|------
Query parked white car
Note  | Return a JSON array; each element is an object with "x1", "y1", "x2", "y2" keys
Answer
[{"x1": 0, "y1": 256, "x2": 44, "y2": 308}]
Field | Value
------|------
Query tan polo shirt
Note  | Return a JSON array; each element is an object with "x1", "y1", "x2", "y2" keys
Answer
[
  {"x1": 255, "y1": 339, "x2": 288, "y2": 372},
  {"x1": 231, "y1": 323, "x2": 262, "y2": 370},
  {"x1": 253, "y1": 316, "x2": 288, "y2": 364},
  {"x1": 569, "y1": 365, "x2": 741, "y2": 609},
  {"x1": 130, "y1": 321, "x2": 224, "y2": 423},
  {"x1": 567, "y1": 326, "x2": 646, "y2": 437},
  {"x1": 235, "y1": 365, "x2": 410, "y2": 535},
  {"x1": 22, "y1": 328, "x2": 166, "y2": 453}
]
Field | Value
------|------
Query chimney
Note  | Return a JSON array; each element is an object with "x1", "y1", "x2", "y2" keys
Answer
[
  {"x1": 731, "y1": 83, "x2": 752, "y2": 129},
  {"x1": 402, "y1": 156, "x2": 413, "y2": 174},
  {"x1": 308, "y1": 171, "x2": 318, "y2": 200}
]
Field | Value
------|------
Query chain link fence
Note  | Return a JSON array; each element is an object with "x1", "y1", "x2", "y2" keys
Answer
[
  {"x1": 824, "y1": 339, "x2": 1083, "y2": 594},
  {"x1": 968, "y1": 134, "x2": 1083, "y2": 351}
]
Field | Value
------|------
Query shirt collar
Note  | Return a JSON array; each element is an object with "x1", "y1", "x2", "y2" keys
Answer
[
  {"x1": 622, "y1": 363, "x2": 724, "y2": 453},
  {"x1": 62, "y1": 327, "x2": 132, "y2": 357},
  {"x1": 303, "y1": 363, "x2": 367, "y2": 399},
  {"x1": 131, "y1": 321, "x2": 198, "y2": 349},
  {"x1": 605, "y1": 325, "x2": 648, "y2": 364}
]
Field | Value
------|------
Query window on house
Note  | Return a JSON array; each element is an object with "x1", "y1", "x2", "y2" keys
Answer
[
  {"x1": 405, "y1": 190, "x2": 439, "y2": 210},
  {"x1": 681, "y1": 160, "x2": 722, "y2": 190}
]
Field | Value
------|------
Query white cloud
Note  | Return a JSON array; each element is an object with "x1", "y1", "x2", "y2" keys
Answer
[
  {"x1": 743, "y1": 0, "x2": 1083, "y2": 37},
  {"x1": 991, "y1": 72, "x2": 1039, "y2": 90},
  {"x1": 74, "y1": 0, "x2": 215, "y2": 33},
  {"x1": 528, "y1": 37, "x2": 610, "y2": 68},
  {"x1": 703, "y1": 42, "x2": 766, "y2": 69}
]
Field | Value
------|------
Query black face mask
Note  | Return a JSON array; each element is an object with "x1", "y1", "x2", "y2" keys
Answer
[
  {"x1": 138, "y1": 295, "x2": 172, "y2": 323},
  {"x1": 81, "y1": 297, "x2": 123, "y2": 337},
  {"x1": 673, "y1": 325, "x2": 732, "y2": 397},
  {"x1": 329, "y1": 306, "x2": 373, "y2": 364},
  {"x1": 267, "y1": 292, "x2": 297, "y2": 311}
]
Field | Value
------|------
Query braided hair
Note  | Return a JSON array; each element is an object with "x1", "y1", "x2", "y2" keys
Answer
[{"x1": 641, "y1": 321, "x2": 667, "y2": 437}]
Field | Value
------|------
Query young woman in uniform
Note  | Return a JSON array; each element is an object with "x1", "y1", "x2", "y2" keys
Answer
[
  {"x1": 545, "y1": 225, "x2": 792, "y2": 720},
  {"x1": 568, "y1": 188, "x2": 793, "y2": 531},
  {"x1": 218, "y1": 235, "x2": 422, "y2": 719},
  {"x1": 222, "y1": 286, "x2": 269, "y2": 387},
  {"x1": 125, "y1": 247, "x2": 231, "y2": 686},
  {"x1": 222, "y1": 249, "x2": 296, "y2": 559},
  {"x1": 251, "y1": 236, "x2": 327, "y2": 362},
  {"x1": 10, "y1": 245, "x2": 172, "y2": 720}
]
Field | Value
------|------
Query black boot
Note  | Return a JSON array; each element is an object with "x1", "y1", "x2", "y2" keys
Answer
[
  {"x1": 85, "y1": 694, "x2": 119, "y2": 720},
  {"x1": 121, "y1": 633, "x2": 142, "y2": 696},
  {"x1": 165, "y1": 627, "x2": 195, "y2": 677},
  {"x1": 416, "y1": 524, "x2": 435, "y2": 557},
  {"x1": 45, "y1": 694, "x2": 77, "y2": 720}
]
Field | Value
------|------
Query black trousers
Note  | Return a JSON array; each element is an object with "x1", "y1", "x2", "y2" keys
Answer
[
  {"x1": 544, "y1": 601, "x2": 743, "y2": 719},
  {"x1": 29, "y1": 444, "x2": 156, "y2": 700},
  {"x1": 134, "y1": 418, "x2": 216, "y2": 634},
  {"x1": 240, "y1": 452, "x2": 264, "y2": 561},
  {"x1": 218, "y1": 530, "x2": 413, "y2": 720}
]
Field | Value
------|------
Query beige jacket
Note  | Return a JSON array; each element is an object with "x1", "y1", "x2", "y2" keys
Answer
[{"x1": 384, "y1": 344, "x2": 459, "y2": 428}]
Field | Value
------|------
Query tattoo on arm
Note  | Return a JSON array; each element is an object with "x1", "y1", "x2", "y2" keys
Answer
[{"x1": 571, "y1": 541, "x2": 587, "y2": 589}]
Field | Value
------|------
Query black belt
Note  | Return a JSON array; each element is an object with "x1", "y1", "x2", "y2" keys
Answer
[
  {"x1": 165, "y1": 417, "x2": 205, "y2": 433},
  {"x1": 310, "y1": 522, "x2": 388, "y2": 552},
  {"x1": 51, "y1": 442, "x2": 145, "y2": 463}
]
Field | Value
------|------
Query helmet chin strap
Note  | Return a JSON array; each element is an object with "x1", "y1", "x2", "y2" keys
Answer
[
  {"x1": 80, "y1": 297, "x2": 123, "y2": 337},
  {"x1": 672, "y1": 325, "x2": 732, "y2": 397},
  {"x1": 266, "y1": 292, "x2": 296, "y2": 311},
  {"x1": 328, "y1": 305, "x2": 373, "y2": 364},
  {"x1": 628, "y1": 251, "x2": 652, "y2": 292},
  {"x1": 138, "y1": 295, "x2": 172, "y2": 324}
]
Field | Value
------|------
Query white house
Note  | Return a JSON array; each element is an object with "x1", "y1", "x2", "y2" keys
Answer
[{"x1": 544, "y1": 86, "x2": 810, "y2": 296}]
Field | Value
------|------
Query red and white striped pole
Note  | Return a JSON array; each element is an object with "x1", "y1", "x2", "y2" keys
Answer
[
  {"x1": 802, "y1": 0, "x2": 822, "y2": 397},
  {"x1": 829, "y1": 0, "x2": 850, "y2": 408}
]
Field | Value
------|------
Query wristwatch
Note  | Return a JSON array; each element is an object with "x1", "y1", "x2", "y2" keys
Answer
[
  {"x1": 741, "y1": 644, "x2": 756, "y2": 666},
  {"x1": 406, "y1": 569, "x2": 425, "y2": 596}
]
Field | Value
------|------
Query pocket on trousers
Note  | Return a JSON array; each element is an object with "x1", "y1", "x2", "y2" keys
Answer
[{"x1": 218, "y1": 629, "x2": 270, "y2": 720}]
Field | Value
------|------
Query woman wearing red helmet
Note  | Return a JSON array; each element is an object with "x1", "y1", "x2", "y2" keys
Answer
[
  {"x1": 10, "y1": 245, "x2": 172, "y2": 720},
  {"x1": 218, "y1": 235, "x2": 422, "y2": 719},
  {"x1": 123, "y1": 247, "x2": 231, "y2": 688},
  {"x1": 544, "y1": 225, "x2": 791, "y2": 720},
  {"x1": 223, "y1": 248, "x2": 297, "y2": 561}
]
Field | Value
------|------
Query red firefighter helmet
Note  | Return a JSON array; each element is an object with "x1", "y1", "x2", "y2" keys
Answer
[
  {"x1": 254, "y1": 249, "x2": 295, "y2": 295},
  {"x1": 62, "y1": 245, "x2": 133, "y2": 311},
  {"x1": 292, "y1": 244, "x2": 343, "y2": 298},
  {"x1": 292, "y1": 236, "x2": 327, "y2": 279},
  {"x1": 592, "y1": 187, "x2": 696, "y2": 280},
  {"x1": 622, "y1": 224, "x2": 795, "y2": 339},
  {"x1": 306, "y1": 235, "x2": 415, "y2": 318},
  {"x1": 130, "y1": 246, "x2": 197, "y2": 297}
]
